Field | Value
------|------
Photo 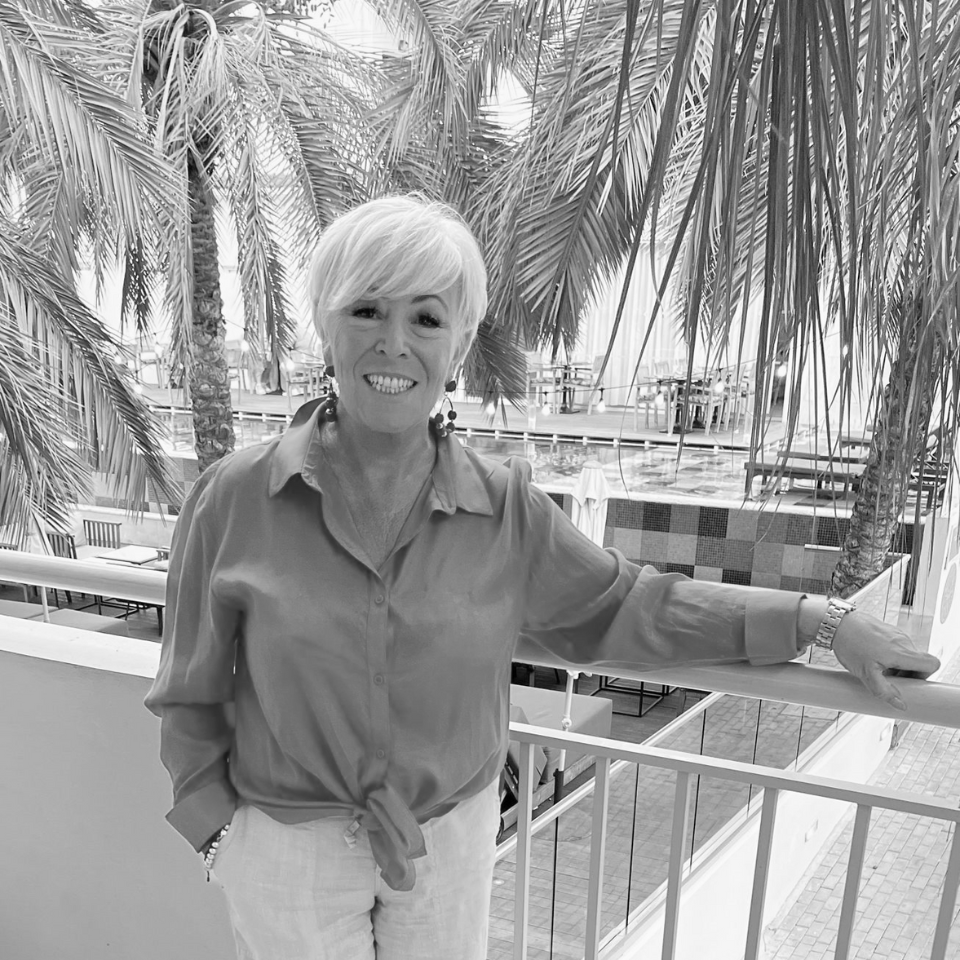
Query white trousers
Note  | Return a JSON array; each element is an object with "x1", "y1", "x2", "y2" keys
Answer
[{"x1": 211, "y1": 780, "x2": 501, "y2": 960}]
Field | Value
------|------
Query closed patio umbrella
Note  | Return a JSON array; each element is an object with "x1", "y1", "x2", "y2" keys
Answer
[
  {"x1": 555, "y1": 460, "x2": 611, "y2": 799},
  {"x1": 570, "y1": 459, "x2": 611, "y2": 548}
]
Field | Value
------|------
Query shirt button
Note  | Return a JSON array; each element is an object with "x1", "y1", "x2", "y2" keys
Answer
[
  {"x1": 376, "y1": 749, "x2": 386, "y2": 759},
  {"x1": 375, "y1": 594, "x2": 385, "y2": 605},
  {"x1": 374, "y1": 674, "x2": 385, "y2": 686}
]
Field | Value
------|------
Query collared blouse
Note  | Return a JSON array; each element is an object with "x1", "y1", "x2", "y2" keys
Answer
[{"x1": 145, "y1": 400, "x2": 804, "y2": 891}]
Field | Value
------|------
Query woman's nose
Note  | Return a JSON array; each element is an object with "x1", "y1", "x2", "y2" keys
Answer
[{"x1": 376, "y1": 315, "x2": 410, "y2": 356}]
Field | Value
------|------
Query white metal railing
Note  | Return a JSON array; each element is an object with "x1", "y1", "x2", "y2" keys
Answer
[
  {"x1": 0, "y1": 550, "x2": 164, "y2": 606},
  {"x1": 507, "y1": 723, "x2": 960, "y2": 960},
  {"x1": 4, "y1": 550, "x2": 960, "y2": 958}
]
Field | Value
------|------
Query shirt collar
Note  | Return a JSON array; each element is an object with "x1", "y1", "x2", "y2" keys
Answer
[{"x1": 268, "y1": 399, "x2": 493, "y2": 517}]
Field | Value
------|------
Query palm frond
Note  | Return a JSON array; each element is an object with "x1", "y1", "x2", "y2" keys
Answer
[
  {"x1": 0, "y1": 221, "x2": 179, "y2": 532},
  {"x1": 0, "y1": 0, "x2": 180, "y2": 240}
]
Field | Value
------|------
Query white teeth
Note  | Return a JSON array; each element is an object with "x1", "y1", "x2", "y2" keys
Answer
[{"x1": 365, "y1": 374, "x2": 415, "y2": 395}]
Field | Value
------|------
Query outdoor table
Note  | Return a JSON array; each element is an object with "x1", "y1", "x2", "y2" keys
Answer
[
  {"x1": 85, "y1": 545, "x2": 161, "y2": 565},
  {"x1": 548, "y1": 362, "x2": 593, "y2": 413},
  {"x1": 744, "y1": 457, "x2": 866, "y2": 497}
]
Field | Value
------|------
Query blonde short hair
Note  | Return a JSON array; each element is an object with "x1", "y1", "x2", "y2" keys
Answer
[{"x1": 308, "y1": 195, "x2": 488, "y2": 351}]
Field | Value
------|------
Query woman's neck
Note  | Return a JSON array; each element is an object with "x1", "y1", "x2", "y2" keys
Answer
[{"x1": 320, "y1": 411, "x2": 436, "y2": 488}]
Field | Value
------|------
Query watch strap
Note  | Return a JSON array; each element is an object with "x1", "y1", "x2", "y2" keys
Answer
[{"x1": 813, "y1": 597, "x2": 856, "y2": 650}]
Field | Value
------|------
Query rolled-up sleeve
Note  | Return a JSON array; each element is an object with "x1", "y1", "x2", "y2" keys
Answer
[
  {"x1": 517, "y1": 481, "x2": 804, "y2": 671},
  {"x1": 144, "y1": 460, "x2": 242, "y2": 850}
]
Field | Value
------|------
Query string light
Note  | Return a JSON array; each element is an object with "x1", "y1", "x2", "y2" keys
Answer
[
  {"x1": 596, "y1": 388, "x2": 606, "y2": 414},
  {"x1": 775, "y1": 363, "x2": 788, "y2": 378},
  {"x1": 484, "y1": 401, "x2": 496, "y2": 417}
]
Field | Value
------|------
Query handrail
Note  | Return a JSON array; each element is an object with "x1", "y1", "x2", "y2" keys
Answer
[
  {"x1": 2, "y1": 549, "x2": 960, "y2": 730},
  {"x1": 510, "y1": 722, "x2": 960, "y2": 821},
  {"x1": 0, "y1": 550, "x2": 164, "y2": 605},
  {"x1": 516, "y1": 644, "x2": 960, "y2": 729}
]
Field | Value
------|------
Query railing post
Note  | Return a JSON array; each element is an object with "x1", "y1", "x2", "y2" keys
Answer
[
  {"x1": 513, "y1": 741, "x2": 536, "y2": 960},
  {"x1": 834, "y1": 804, "x2": 872, "y2": 960},
  {"x1": 661, "y1": 770, "x2": 692, "y2": 960},
  {"x1": 744, "y1": 788, "x2": 779, "y2": 960},
  {"x1": 931, "y1": 825, "x2": 960, "y2": 960},
  {"x1": 583, "y1": 756, "x2": 611, "y2": 959}
]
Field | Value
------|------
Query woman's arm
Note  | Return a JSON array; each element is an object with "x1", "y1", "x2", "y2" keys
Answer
[
  {"x1": 144, "y1": 460, "x2": 242, "y2": 851},
  {"x1": 518, "y1": 480, "x2": 938, "y2": 704}
]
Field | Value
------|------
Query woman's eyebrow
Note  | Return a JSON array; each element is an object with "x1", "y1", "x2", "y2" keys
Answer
[{"x1": 411, "y1": 294, "x2": 449, "y2": 309}]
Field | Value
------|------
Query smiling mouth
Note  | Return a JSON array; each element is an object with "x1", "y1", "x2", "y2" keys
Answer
[{"x1": 364, "y1": 374, "x2": 417, "y2": 395}]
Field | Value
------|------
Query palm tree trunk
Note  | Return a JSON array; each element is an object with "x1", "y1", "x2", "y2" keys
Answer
[
  {"x1": 187, "y1": 169, "x2": 236, "y2": 473},
  {"x1": 830, "y1": 323, "x2": 928, "y2": 599}
]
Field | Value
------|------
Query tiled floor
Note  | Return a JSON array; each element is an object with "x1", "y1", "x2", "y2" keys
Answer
[{"x1": 763, "y1": 652, "x2": 960, "y2": 960}]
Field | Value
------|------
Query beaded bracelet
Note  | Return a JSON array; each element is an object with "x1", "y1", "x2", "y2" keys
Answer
[{"x1": 202, "y1": 823, "x2": 230, "y2": 880}]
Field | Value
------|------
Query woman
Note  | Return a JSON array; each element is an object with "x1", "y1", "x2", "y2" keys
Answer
[{"x1": 145, "y1": 194, "x2": 939, "y2": 960}]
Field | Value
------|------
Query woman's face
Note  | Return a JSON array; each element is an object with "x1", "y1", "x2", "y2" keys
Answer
[{"x1": 321, "y1": 287, "x2": 466, "y2": 438}]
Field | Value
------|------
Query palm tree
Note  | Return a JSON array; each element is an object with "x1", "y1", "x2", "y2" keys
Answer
[
  {"x1": 358, "y1": 0, "x2": 552, "y2": 409},
  {"x1": 85, "y1": 0, "x2": 375, "y2": 471},
  {"x1": 387, "y1": 0, "x2": 959, "y2": 596},
  {"x1": 619, "y1": 1, "x2": 960, "y2": 597},
  {"x1": 0, "y1": 0, "x2": 181, "y2": 542}
]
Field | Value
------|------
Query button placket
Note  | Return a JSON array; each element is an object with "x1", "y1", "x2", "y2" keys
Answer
[{"x1": 368, "y1": 577, "x2": 391, "y2": 770}]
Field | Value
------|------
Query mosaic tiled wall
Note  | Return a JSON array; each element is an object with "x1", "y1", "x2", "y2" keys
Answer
[{"x1": 558, "y1": 497, "x2": 916, "y2": 597}]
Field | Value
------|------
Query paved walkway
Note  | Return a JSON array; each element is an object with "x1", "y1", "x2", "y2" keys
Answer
[
  {"x1": 764, "y1": 653, "x2": 960, "y2": 960},
  {"x1": 487, "y1": 676, "x2": 840, "y2": 960}
]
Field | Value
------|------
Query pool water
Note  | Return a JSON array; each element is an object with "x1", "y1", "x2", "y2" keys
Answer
[{"x1": 160, "y1": 412, "x2": 750, "y2": 502}]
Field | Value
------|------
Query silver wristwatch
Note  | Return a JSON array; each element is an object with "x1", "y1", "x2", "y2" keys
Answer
[{"x1": 813, "y1": 596, "x2": 857, "y2": 650}]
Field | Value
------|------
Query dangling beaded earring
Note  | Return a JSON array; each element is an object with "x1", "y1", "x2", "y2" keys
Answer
[
  {"x1": 431, "y1": 379, "x2": 458, "y2": 438},
  {"x1": 323, "y1": 365, "x2": 338, "y2": 421}
]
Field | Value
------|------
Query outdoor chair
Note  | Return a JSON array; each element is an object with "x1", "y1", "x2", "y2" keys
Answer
[
  {"x1": 684, "y1": 376, "x2": 726, "y2": 435},
  {"x1": 78, "y1": 520, "x2": 137, "y2": 618},
  {"x1": 82, "y1": 519, "x2": 122, "y2": 549},
  {"x1": 726, "y1": 375, "x2": 756, "y2": 434},
  {"x1": 632, "y1": 365, "x2": 661, "y2": 430},
  {"x1": 137, "y1": 347, "x2": 170, "y2": 388},
  {"x1": 0, "y1": 542, "x2": 30, "y2": 602},
  {"x1": 578, "y1": 355, "x2": 607, "y2": 414},
  {"x1": 46, "y1": 532, "x2": 80, "y2": 606},
  {"x1": 524, "y1": 352, "x2": 553, "y2": 404}
]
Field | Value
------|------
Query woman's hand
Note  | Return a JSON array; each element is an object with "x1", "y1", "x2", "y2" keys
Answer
[{"x1": 831, "y1": 610, "x2": 941, "y2": 710}]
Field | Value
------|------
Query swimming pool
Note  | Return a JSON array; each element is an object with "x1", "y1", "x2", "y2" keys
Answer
[{"x1": 157, "y1": 410, "x2": 752, "y2": 503}]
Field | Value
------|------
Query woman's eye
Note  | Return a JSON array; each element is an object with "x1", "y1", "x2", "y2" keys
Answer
[
  {"x1": 351, "y1": 306, "x2": 377, "y2": 319},
  {"x1": 417, "y1": 312, "x2": 441, "y2": 328}
]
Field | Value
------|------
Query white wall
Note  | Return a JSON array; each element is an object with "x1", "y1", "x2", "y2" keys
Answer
[
  {"x1": 926, "y1": 475, "x2": 960, "y2": 668},
  {"x1": 0, "y1": 623, "x2": 235, "y2": 960}
]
